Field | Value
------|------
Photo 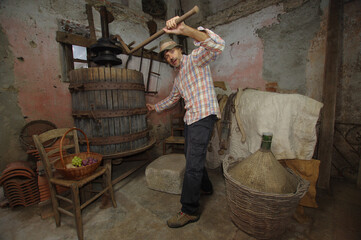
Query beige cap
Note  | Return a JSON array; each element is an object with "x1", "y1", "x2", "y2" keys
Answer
[{"x1": 159, "y1": 38, "x2": 182, "y2": 58}]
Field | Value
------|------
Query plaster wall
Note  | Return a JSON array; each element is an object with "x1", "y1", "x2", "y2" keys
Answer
[
  {"x1": 205, "y1": 0, "x2": 327, "y2": 99},
  {"x1": 0, "y1": 0, "x2": 84, "y2": 170},
  {"x1": 208, "y1": 0, "x2": 243, "y2": 15},
  {"x1": 257, "y1": 0, "x2": 325, "y2": 96},
  {"x1": 0, "y1": 26, "x2": 28, "y2": 170},
  {"x1": 0, "y1": 0, "x2": 95, "y2": 128},
  {"x1": 336, "y1": 0, "x2": 361, "y2": 124},
  {"x1": 211, "y1": 5, "x2": 283, "y2": 90}
]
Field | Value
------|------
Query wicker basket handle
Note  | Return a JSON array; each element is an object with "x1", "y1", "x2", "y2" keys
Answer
[{"x1": 59, "y1": 127, "x2": 90, "y2": 169}]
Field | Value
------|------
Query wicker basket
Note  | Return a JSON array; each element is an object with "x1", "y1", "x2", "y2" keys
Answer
[
  {"x1": 223, "y1": 157, "x2": 309, "y2": 239},
  {"x1": 54, "y1": 128, "x2": 102, "y2": 180}
]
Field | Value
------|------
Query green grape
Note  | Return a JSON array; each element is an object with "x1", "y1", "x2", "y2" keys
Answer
[{"x1": 71, "y1": 156, "x2": 82, "y2": 167}]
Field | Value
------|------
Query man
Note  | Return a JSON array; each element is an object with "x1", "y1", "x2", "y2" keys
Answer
[{"x1": 146, "y1": 16, "x2": 225, "y2": 228}]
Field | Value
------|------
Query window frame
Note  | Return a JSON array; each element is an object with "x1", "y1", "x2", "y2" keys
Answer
[{"x1": 56, "y1": 31, "x2": 95, "y2": 82}]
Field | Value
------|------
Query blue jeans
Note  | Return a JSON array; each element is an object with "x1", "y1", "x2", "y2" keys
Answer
[{"x1": 180, "y1": 115, "x2": 217, "y2": 215}]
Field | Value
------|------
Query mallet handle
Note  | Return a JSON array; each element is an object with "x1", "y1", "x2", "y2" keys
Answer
[{"x1": 129, "y1": 6, "x2": 199, "y2": 54}]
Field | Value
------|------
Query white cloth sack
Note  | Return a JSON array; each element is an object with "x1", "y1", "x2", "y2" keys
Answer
[{"x1": 206, "y1": 89, "x2": 323, "y2": 169}]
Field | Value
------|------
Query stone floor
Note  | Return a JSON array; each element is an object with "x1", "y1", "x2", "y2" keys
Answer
[{"x1": 0, "y1": 158, "x2": 361, "y2": 240}]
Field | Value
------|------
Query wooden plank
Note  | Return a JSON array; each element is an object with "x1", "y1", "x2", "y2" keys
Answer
[
  {"x1": 87, "y1": 68, "x2": 97, "y2": 153},
  {"x1": 334, "y1": 129, "x2": 360, "y2": 169},
  {"x1": 80, "y1": 69, "x2": 89, "y2": 152},
  {"x1": 56, "y1": 31, "x2": 96, "y2": 47},
  {"x1": 123, "y1": 70, "x2": 131, "y2": 151},
  {"x1": 130, "y1": 70, "x2": 136, "y2": 149},
  {"x1": 133, "y1": 71, "x2": 146, "y2": 148},
  {"x1": 86, "y1": 4, "x2": 96, "y2": 41},
  {"x1": 136, "y1": 72, "x2": 144, "y2": 149},
  {"x1": 98, "y1": 67, "x2": 109, "y2": 154},
  {"x1": 104, "y1": 136, "x2": 155, "y2": 160},
  {"x1": 111, "y1": 159, "x2": 150, "y2": 185},
  {"x1": 75, "y1": 70, "x2": 83, "y2": 136},
  {"x1": 105, "y1": 67, "x2": 115, "y2": 153},
  {"x1": 92, "y1": 67, "x2": 101, "y2": 154},
  {"x1": 142, "y1": 115, "x2": 148, "y2": 146},
  {"x1": 69, "y1": 71, "x2": 77, "y2": 111},
  {"x1": 118, "y1": 69, "x2": 125, "y2": 152},
  {"x1": 64, "y1": 44, "x2": 74, "y2": 75},
  {"x1": 317, "y1": 0, "x2": 342, "y2": 190},
  {"x1": 83, "y1": 68, "x2": 94, "y2": 153},
  {"x1": 69, "y1": 70, "x2": 78, "y2": 130},
  {"x1": 112, "y1": 68, "x2": 121, "y2": 153}
]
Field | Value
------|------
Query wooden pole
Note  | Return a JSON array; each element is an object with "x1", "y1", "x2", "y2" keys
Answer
[
  {"x1": 128, "y1": 6, "x2": 199, "y2": 54},
  {"x1": 317, "y1": 0, "x2": 342, "y2": 190}
]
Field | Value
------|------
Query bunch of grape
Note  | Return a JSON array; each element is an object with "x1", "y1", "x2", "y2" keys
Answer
[
  {"x1": 71, "y1": 156, "x2": 82, "y2": 167},
  {"x1": 81, "y1": 157, "x2": 98, "y2": 166}
]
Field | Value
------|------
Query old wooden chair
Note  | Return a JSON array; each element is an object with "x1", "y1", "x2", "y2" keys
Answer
[
  {"x1": 163, "y1": 112, "x2": 185, "y2": 154},
  {"x1": 33, "y1": 128, "x2": 117, "y2": 240}
]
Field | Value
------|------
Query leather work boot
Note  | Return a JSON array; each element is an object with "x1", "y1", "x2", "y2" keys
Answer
[{"x1": 167, "y1": 212, "x2": 200, "y2": 228}]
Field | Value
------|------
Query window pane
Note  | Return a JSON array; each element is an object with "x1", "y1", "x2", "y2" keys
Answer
[
  {"x1": 72, "y1": 45, "x2": 87, "y2": 60},
  {"x1": 74, "y1": 62, "x2": 88, "y2": 69}
]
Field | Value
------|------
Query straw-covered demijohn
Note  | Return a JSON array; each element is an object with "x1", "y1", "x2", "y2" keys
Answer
[{"x1": 228, "y1": 133, "x2": 298, "y2": 194}]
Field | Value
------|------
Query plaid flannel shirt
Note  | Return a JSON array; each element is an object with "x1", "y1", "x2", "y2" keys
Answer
[{"x1": 155, "y1": 27, "x2": 225, "y2": 125}]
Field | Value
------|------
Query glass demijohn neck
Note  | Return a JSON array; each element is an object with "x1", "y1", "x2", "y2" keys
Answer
[{"x1": 260, "y1": 133, "x2": 273, "y2": 151}]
